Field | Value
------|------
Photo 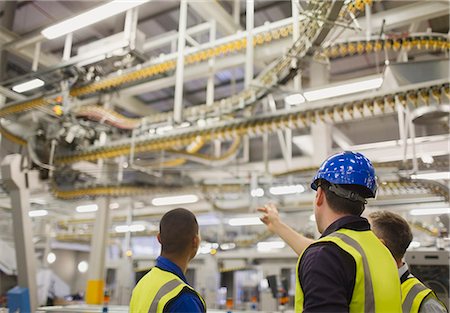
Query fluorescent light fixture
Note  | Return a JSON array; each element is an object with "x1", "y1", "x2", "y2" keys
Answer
[
  {"x1": 77, "y1": 261, "x2": 88, "y2": 273},
  {"x1": 115, "y1": 224, "x2": 146, "y2": 233},
  {"x1": 220, "y1": 243, "x2": 236, "y2": 250},
  {"x1": 76, "y1": 204, "x2": 98, "y2": 213},
  {"x1": 42, "y1": 0, "x2": 150, "y2": 39},
  {"x1": 410, "y1": 172, "x2": 450, "y2": 180},
  {"x1": 109, "y1": 202, "x2": 120, "y2": 210},
  {"x1": 420, "y1": 155, "x2": 434, "y2": 165},
  {"x1": 303, "y1": 77, "x2": 383, "y2": 102},
  {"x1": 28, "y1": 209, "x2": 48, "y2": 217},
  {"x1": 257, "y1": 241, "x2": 286, "y2": 252},
  {"x1": 285, "y1": 93, "x2": 305, "y2": 105},
  {"x1": 12, "y1": 78, "x2": 44, "y2": 93},
  {"x1": 269, "y1": 184, "x2": 305, "y2": 195},
  {"x1": 151, "y1": 194, "x2": 199, "y2": 206},
  {"x1": 408, "y1": 241, "x2": 421, "y2": 249},
  {"x1": 228, "y1": 217, "x2": 263, "y2": 226},
  {"x1": 251, "y1": 188, "x2": 264, "y2": 198},
  {"x1": 47, "y1": 252, "x2": 56, "y2": 264},
  {"x1": 410, "y1": 207, "x2": 450, "y2": 216}
]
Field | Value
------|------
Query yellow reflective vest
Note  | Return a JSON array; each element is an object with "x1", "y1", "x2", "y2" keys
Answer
[
  {"x1": 295, "y1": 228, "x2": 402, "y2": 313},
  {"x1": 401, "y1": 276, "x2": 444, "y2": 313},
  {"x1": 129, "y1": 267, "x2": 206, "y2": 313}
]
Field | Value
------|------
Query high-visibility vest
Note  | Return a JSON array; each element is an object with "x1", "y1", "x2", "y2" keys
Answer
[
  {"x1": 129, "y1": 267, "x2": 206, "y2": 313},
  {"x1": 401, "y1": 276, "x2": 444, "y2": 313},
  {"x1": 295, "y1": 228, "x2": 402, "y2": 313}
]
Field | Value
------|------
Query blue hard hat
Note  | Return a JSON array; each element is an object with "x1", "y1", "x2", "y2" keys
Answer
[{"x1": 311, "y1": 151, "x2": 377, "y2": 198}]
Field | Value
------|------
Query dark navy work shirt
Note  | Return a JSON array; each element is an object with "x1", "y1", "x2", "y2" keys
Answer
[
  {"x1": 155, "y1": 256, "x2": 205, "y2": 313},
  {"x1": 298, "y1": 215, "x2": 371, "y2": 312}
]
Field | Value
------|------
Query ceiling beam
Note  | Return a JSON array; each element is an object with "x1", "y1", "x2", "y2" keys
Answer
[
  {"x1": 339, "y1": 1, "x2": 450, "y2": 40},
  {"x1": 189, "y1": 1, "x2": 241, "y2": 35}
]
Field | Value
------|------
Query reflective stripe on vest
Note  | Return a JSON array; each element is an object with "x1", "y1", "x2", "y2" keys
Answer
[
  {"x1": 329, "y1": 232, "x2": 375, "y2": 313},
  {"x1": 129, "y1": 267, "x2": 206, "y2": 313},
  {"x1": 401, "y1": 277, "x2": 433, "y2": 313},
  {"x1": 295, "y1": 228, "x2": 402, "y2": 313},
  {"x1": 148, "y1": 279, "x2": 183, "y2": 313}
]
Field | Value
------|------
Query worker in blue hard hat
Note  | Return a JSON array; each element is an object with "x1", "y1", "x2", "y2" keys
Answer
[{"x1": 258, "y1": 151, "x2": 402, "y2": 312}]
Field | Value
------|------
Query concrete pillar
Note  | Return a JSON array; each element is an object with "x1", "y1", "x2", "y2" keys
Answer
[
  {"x1": 174, "y1": 0, "x2": 188, "y2": 123},
  {"x1": 311, "y1": 121, "x2": 332, "y2": 166},
  {"x1": 1, "y1": 154, "x2": 38, "y2": 312},
  {"x1": 85, "y1": 197, "x2": 111, "y2": 304}
]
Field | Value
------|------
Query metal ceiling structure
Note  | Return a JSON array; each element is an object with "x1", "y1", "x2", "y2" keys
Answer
[{"x1": 0, "y1": 0, "x2": 448, "y2": 279}]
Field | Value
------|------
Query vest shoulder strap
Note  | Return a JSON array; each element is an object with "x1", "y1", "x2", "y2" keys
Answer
[{"x1": 402, "y1": 277, "x2": 432, "y2": 313}]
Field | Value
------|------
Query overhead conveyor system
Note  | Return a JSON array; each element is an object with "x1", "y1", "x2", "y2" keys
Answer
[{"x1": 0, "y1": 0, "x2": 448, "y2": 212}]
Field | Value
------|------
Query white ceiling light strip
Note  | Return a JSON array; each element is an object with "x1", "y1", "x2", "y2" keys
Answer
[
  {"x1": 151, "y1": 194, "x2": 199, "y2": 206},
  {"x1": 42, "y1": 0, "x2": 150, "y2": 39},
  {"x1": 410, "y1": 207, "x2": 450, "y2": 216},
  {"x1": 12, "y1": 78, "x2": 44, "y2": 93}
]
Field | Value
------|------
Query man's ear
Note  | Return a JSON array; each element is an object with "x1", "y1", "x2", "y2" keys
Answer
[
  {"x1": 157, "y1": 232, "x2": 162, "y2": 244},
  {"x1": 316, "y1": 187, "x2": 325, "y2": 206},
  {"x1": 193, "y1": 234, "x2": 200, "y2": 247}
]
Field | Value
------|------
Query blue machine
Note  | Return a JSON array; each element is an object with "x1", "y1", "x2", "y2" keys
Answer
[{"x1": 7, "y1": 286, "x2": 31, "y2": 313}]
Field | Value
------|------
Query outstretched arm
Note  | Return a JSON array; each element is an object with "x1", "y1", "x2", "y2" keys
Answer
[{"x1": 258, "y1": 203, "x2": 315, "y2": 256}]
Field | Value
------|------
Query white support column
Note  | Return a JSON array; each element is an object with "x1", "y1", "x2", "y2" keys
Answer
[
  {"x1": 245, "y1": 0, "x2": 254, "y2": 88},
  {"x1": 85, "y1": 197, "x2": 111, "y2": 304},
  {"x1": 174, "y1": 0, "x2": 188, "y2": 123},
  {"x1": 124, "y1": 7, "x2": 139, "y2": 49},
  {"x1": 365, "y1": 3, "x2": 372, "y2": 41},
  {"x1": 62, "y1": 33, "x2": 73, "y2": 61},
  {"x1": 311, "y1": 122, "x2": 332, "y2": 166},
  {"x1": 291, "y1": 0, "x2": 301, "y2": 91},
  {"x1": 1, "y1": 154, "x2": 38, "y2": 312},
  {"x1": 206, "y1": 20, "x2": 216, "y2": 106},
  {"x1": 32, "y1": 41, "x2": 41, "y2": 72}
]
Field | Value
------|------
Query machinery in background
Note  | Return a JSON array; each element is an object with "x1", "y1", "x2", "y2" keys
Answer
[{"x1": 405, "y1": 250, "x2": 450, "y2": 308}]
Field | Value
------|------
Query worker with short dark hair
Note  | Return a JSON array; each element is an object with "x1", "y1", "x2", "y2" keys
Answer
[
  {"x1": 129, "y1": 208, "x2": 206, "y2": 313},
  {"x1": 369, "y1": 211, "x2": 447, "y2": 313},
  {"x1": 259, "y1": 151, "x2": 402, "y2": 312}
]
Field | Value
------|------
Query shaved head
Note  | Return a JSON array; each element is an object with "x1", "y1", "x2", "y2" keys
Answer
[{"x1": 159, "y1": 208, "x2": 199, "y2": 255}]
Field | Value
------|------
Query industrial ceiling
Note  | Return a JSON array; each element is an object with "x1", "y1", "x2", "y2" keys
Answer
[{"x1": 0, "y1": 0, "x2": 448, "y2": 256}]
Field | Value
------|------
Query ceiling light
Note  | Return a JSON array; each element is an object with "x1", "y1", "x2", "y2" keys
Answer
[
  {"x1": 77, "y1": 261, "x2": 88, "y2": 273},
  {"x1": 303, "y1": 77, "x2": 383, "y2": 102},
  {"x1": 220, "y1": 243, "x2": 236, "y2": 250},
  {"x1": 269, "y1": 184, "x2": 305, "y2": 195},
  {"x1": 251, "y1": 188, "x2": 264, "y2": 198},
  {"x1": 420, "y1": 155, "x2": 434, "y2": 164},
  {"x1": 12, "y1": 78, "x2": 44, "y2": 93},
  {"x1": 408, "y1": 241, "x2": 421, "y2": 249},
  {"x1": 410, "y1": 172, "x2": 450, "y2": 180},
  {"x1": 410, "y1": 207, "x2": 450, "y2": 216},
  {"x1": 257, "y1": 241, "x2": 286, "y2": 252},
  {"x1": 109, "y1": 203, "x2": 120, "y2": 210},
  {"x1": 228, "y1": 217, "x2": 263, "y2": 226},
  {"x1": 76, "y1": 204, "x2": 98, "y2": 213},
  {"x1": 115, "y1": 224, "x2": 146, "y2": 233},
  {"x1": 151, "y1": 194, "x2": 199, "y2": 206},
  {"x1": 47, "y1": 252, "x2": 56, "y2": 264},
  {"x1": 42, "y1": 0, "x2": 150, "y2": 39},
  {"x1": 28, "y1": 209, "x2": 48, "y2": 217},
  {"x1": 284, "y1": 93, "x2": 305, "y2": 105}
]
